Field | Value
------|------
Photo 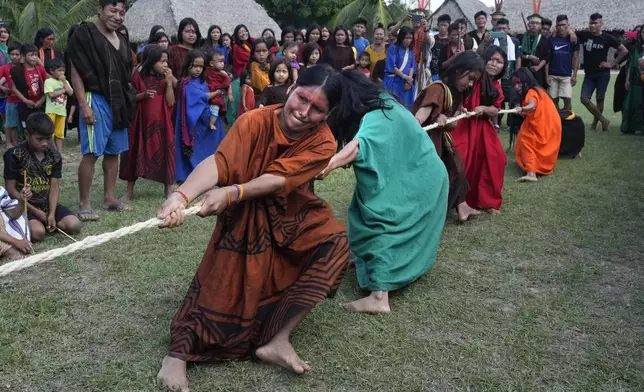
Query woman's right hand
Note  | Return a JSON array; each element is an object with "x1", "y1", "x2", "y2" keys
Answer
[
  {"x1": 316, "y1": 157, "x2": 338, "y2": 180},
  {"x1": 157, "y1": 192, "x2": 188, "y2": 228},
  {"x1": 11, "y1": 238, "x2": 32, "y2": 254},
  {"x1": 81, "y1": 105, "x2": 96, "y2": 125}
]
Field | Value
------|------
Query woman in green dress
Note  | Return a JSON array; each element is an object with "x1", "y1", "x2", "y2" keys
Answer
[
  {"x1": 318, "y1": 73, "x2": 449, "y2": 313},
  {"x1": 621, "y1": 28, "x2": 644, "y2": 134}
]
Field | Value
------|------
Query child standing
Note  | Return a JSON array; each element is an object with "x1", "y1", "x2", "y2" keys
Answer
[
  {"x1": 0, "y1": 43, "x2": 22, "y2": 148},
  {"x1": 205, "y1": 50, "x2": 233, "y2": 130},
  {"x1": 356, "y1": 51, "x2": 371, "y2": 78},
  {"x1": 283, "y1": 41, "x2": 300, "y2": 83},
  {"x1": 175, "y1": 50, "x2": 226, "y2": 182},
  {"x1": 120, "y1": 44, "x2": 176, "y2": 200},
  {"x1": 258, "y1": 59, "x2": 292, "y2": 107},
  {"x1": 44, "y1": 58, "x2": 73, "y2": 151},
  {"x1": 3, "y1": 113, "x2": 82, "y2": 241},
  {"x1": 248, "y1": 39, "x2": 271, "y2": 97},
  {"x1": 300, "y1": 42, "x2": 321, "y2": 69},
  {"x1": 10, "y1": 44, "x2": 47, "y2": 129},
  {"x1": 238, "y1": 70, "x2": 255, "y2": 115}
]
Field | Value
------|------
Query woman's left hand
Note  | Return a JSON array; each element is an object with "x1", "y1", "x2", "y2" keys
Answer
[
  {"x1": 316, "y1": 157, "x2": 337, "y2": 180},
  {"x1": 158, "y1": 192, "x2": 188, "y2": 228},
  {"x1": 198, "y1": 188, "x2": 230, "y2": 217}
]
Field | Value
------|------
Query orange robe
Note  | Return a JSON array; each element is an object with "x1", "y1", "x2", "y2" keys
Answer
[
  {"x1": 169, "y1": 106, "x2": 349, "y2": 362},
  {"x1": 515, "y1": 89, "x2": 562, "y2": 175}
]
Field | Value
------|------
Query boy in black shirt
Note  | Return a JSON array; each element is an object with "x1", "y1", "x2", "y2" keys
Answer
[{"x1": 4, "y1": 113, "x2": 81, "y2": 241}]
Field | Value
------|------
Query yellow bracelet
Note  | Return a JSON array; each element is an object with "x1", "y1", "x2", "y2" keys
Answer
[
  {"x1": 175, "y1": 190, "x2": 190, "y2": 207},
  {"x1": 236, "y1": 184, "x2": 244, "y2": 202},
  {"x1": 224, "y1": 187, "x2": 232, "y2": 206}
]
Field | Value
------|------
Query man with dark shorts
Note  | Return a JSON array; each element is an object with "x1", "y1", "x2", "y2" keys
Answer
[
  {"x1": 67, "y1": 0, "x2": 134, "y2": 221},
  {"x1": 577, "y1": 13, "x2": 628, "y2": 130}
]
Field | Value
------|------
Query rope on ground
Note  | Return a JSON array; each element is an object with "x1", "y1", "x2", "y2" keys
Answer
[
  {"x1": 0, "y1": 206, "x2": 202, "y2": 278},
  {"x1": 422, "y1": 108, "x2": 521, "y2": 131}
]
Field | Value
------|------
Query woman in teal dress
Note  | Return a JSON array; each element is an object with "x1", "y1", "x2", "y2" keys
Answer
[
  {"x1": 319, "y1": 72, "x2": 448, "y2": 313},
  {"x1": 621, "y1": 29, "x2": 644, "y2": 134}
]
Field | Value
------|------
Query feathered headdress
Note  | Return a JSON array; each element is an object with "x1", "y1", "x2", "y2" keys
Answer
[{"x1": 491, "y1": 0, "x2": 505, "y2": 17}]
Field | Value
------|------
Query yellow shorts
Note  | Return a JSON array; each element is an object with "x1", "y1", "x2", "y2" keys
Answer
[{"x1": 47, "y1": 113, "x2": 66, "y2": 139}]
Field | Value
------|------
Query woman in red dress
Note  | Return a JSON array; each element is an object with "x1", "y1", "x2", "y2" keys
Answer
[
  {"x1": 452, "y1": 45, "x2": 507, "y2": 212},
  {"x1": 232, "y1": 24, "x2": 253, "y2": 77}
]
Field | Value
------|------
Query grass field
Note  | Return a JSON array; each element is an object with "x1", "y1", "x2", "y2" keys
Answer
[{"x1": 1, "y1": 79, "x2": 643, "y2": 392}]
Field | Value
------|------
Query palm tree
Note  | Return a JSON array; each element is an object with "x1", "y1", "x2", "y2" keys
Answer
[
  {"x1": 0, "y1": 0, "x2": 99, "y2": 48},
  {"x1": 330, "y1": 0, "x2": 409, "y2": 34}
]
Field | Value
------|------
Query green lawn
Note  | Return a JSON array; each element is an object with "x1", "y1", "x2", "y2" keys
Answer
[{"x1": 1, "y1": 78, "x2": 643, "y2": 392}]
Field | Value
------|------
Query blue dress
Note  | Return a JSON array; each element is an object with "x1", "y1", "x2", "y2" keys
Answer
[
  {"x1": 383, "y1": 44, "x2": 416, "y2": 108},
  {"x1": 213, "y1": 45, "x2": 229, "y2": 64},
  {"x1": 175, "y1": 78, "x2": 226, "y2": 182}
]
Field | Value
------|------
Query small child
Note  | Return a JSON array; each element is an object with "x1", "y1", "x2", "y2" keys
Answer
[
  {"x1": 238, "y1": 70, "x2": 255, "y2": 115},
  {"x1": 283, "y1": 41, "x2": 300, "y2": 83},
  {"x1": 300, "y1": 42, "x2": 321, "y2": 69},
  {"x1": 205, "y1": 50, "x2": 233, "y2": 130},
  {"x1": 259, "y1": 58, "x2": 293, "y2": 107},
  {"x1": 0, "y1": 185, "x2": 31, "y2": 260},
  {"x1": 3, "y1": 113, "x2": 82, "y2": 241},
  {"x1": 10, "y1": 44, "x2": 47, "y2": 129},
  {"x1": 356, "y1": 51, "x2": 371, "y2": 78},
  {"x1": 0, "y1": 43, "x2": 22, "y2": 148},
  {"x1": 44, "y1": 58, "x2": 74, "y2": 151},
  {"x1": 248, "y1": 39, "x2": 271, "y2": 96}
]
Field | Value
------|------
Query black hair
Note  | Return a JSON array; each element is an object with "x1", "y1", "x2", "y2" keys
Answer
[
  {"x1": 147, "y1": 25, "x2": 164, "y2": 43},
  {"x1": 282, "y1": 41, "x2": 299, "y2": 55},
  {"x1": 302, "y1": 42, "x2": 320, "y2": 65},
  {"x1": 205, "y1": 25, "x2": 223, "y2": 47},
  {"x1": 305, "y1": 24, "x2": 321, "y2": 43},
  {"x1": 170, "y1": 34, "x2": 178, "y2": 45},
  {"x1": 480, "y1": 45, "x2": 505, "y2": 105},
  {"x1": 280, "y1": 26, "x2": 297, "y2": 45},
  {"x1": 239, "y1": 69, "x2": 251, "y2": 84},
  {"x1": 455, "y1": 18, "x2": 467, "y2": 26},
  {"x1": 46, "y1": 58, "x2": 65, "y2": 73},
  {"x1": 7, "y1": 43, "x2": 20, "y2": 54},
  {"x1": 353, "y1": 17, "x2": 368, "y2": 27},
  {"x1": 181, "y1": 49, "x2": 207, "y2": 82},
  {"x1": 25, "y1": 112, "x2": 54, "y2": 137},
  {"x1": 249, "y1": 38, "x2": 271, "y2": 65},
  {"x1": 440, "y1": 51, "x2": 485, "y2": 111},
  {"x1": 178, "y1": 18, "x2": 202, "y2": 47},
  {"x1": 269, "y1": 58, "x2": 293, "y2": 85},
  {"x1": 512, "y1": 67, "x2": 544, "y2": 101},
  {"x1": 328, "y1": 26, "x2": 350, "y2": 47},
  {"x1": 294, "y1": 31, "x2": 304, "y2": 42},
  {"x1": 99, "y1": 0, "x2": 126, "y2": 8},
  {"x1": 208, "y1": 48, "x2": 226, "y2": 63},
  {"x1": 233, "y1": 24, "x2": 251, "y2": 46},
  {"x1": 556, "y1": 15, "x2": 568, "y2": 23},
  {"x1": 151, "y1": 31, "x2": 169, "y2": 44},
  {"x1": 437, "y1": 14, "x2": 451, "y2": 24},
  {"x1": 496, "y1": 18, "x2": 509, "y2": 26},
  {"x1": 0, "y1": 22, "x2": 10, "y2": 34},
  {"x1": 140, "y1": 44, "x2": 168, "y2": 78},
  {"x1": 34, "y1": 28, "x2": 54, "y2": 48},
  {"x1": 396, "y1": 26, "x2": 414, "y2": 47},
  {"x1": 590, "y1": 13, "x2": 602, "y2": 21},
  {"x1": 474, "y1": 11, "x2": 488, "y2": 20},
  {"x1": 20, "y1": 44, "x2": 37, "y2": 55},
  {"x1": 373, "y1": 23, "x2": 386, "y2": 34},
  {"x1": 262, "y1": 28, "x2": 279, "y2": 49},
  {"x1": 295, "y1": 66, "x2": 392, "y2": 147},
  {"x1": 224, "y1": 64, "x2": 235, "y2": 79},
  {"x1": 387, "y1": 22, "x2": 397, "y2": 30},
  {"x1": 448, "y1": 22, "x2": 460, "y2": 34},
  {"x1": 541, "y1": 18, "x2": 552, "y2": 27},
  {"x1": 371, "y1": 59, "x2": 386, "y2": 83}
]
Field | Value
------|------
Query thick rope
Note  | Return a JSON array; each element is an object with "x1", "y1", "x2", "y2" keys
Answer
[
  {"x1": 0, "y1": 206, "x2": 202, "y2": 277},
  {"x1": 0, "y1": 108, "x2": 523, "y2": 278},
  {"x1": 422, "y1": 108, "x2": 521, "y2": 131}
]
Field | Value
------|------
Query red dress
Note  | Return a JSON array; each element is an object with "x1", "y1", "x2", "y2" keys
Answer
[
  {"x1": 232, "y1": 43, "x2": 251, "y2": 77},
  {"x1": 119, "y1": 72, "x2": 175, "y2": 185},
  {"x1": 238, "y1": 84, "x2": 255, "y2": 115},
  {"x1": 452, "y1": 80, "x2": 506, "y2": 210}
]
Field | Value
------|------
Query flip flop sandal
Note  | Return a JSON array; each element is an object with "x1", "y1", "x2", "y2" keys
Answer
[
  {"x1": 105, "y1": 201, "x2": 129, "y2": 212},
  {"x1": 77, "y1": 209, "x2": 100, "y2": 221}
]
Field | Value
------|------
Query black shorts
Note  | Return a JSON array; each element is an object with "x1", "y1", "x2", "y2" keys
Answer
[{"x1": 28, "y1": 205, "x2": 75, "y2": 223}]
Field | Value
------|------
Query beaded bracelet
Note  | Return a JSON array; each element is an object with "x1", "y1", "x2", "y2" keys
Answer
[
  {"x1": 175, "y1": 190, "x2": 190, "y2": 207},
  {"x1": 233, "y1": 184, "x2": 244, "y2": 203}
]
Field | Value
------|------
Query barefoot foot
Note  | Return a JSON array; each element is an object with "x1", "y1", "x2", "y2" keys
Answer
[
  {"x1": 518, "y1": 174, "x2": 538, "y2": 182},
  {"x1": 157, "y1": 356, "x2": 189, "y2": 392},
  {"x1": 120, "y1": 192, "x2": 134, "y2": 203},
  {"x1": 601, "y1": 118, "x2": 611, "y2": 132},
  {"x1": 488, "y1": 208, "x2": 501, "y2": 215},
  {"x1": 345, "y1": 291, "x2": 390, "y2": 313},
  {"x1": 256, "y1": 340, "x2": 311, "y2": 374},
  {"x1": 591, "y1": 118, "x2": 598, "y2": 130},
  {"x1": 456, "y1": 202, "x2": 481, "y2": 222}
]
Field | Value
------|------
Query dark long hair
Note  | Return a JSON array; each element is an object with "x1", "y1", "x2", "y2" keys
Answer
[
  {"x1": 440, "y1": 51, "x2": 485, "y2": 111},
  {"x1": 140, "y1": 44, "x2": 168, "y2": 78},
  {"x1": 302, "y1": 42, "x2": 320, "y2": 65},
  {"x1": 269, "y1": 58, "x2": 293, "y2": 85},
  {"x1": 181, "y1": 49, "x2": 207, "y2": 82},
  {"x1": 280, "y1": 26, "x2": 297, "y2": 45},
  {"x1": 396, "y1": 26, "x2": 414, "y2": 47},
  {"x1": 178, "y1": 18, "x2": 201, "y2": 47},
  {"x1": 262, "y1": 28, "x2": 279, "y2": 49},
  {"x1": 306, "y1": 24, "x2": 321, "y2": 43},
  {"x1": 512, "y1": 67, "x2": 545, "y2": 101},
  {"x1": 295, "y1": 66, "x2": 392, "y2": 147},
  {"x1": 151, "y1": 31, "x2": 169, "y2": 45},
  {"x1": 147, "y1": 25, "x2": 164, "y2": 43},
  {"x1": 328, "y1": 26, "x2": 349, "y2": 47},
  {"x1": 205, "y1": 25, "x2": 223, "y2": 47},
  {"x1": 233, "y1": 24, "x2": 252, "y2": 46},
  {"x1": 34, "y1": 28, "x2": 54, "y2": 48},
  {"x1": 480, "y1": 45, "x2": 506, "y2": 106},
  {"x1": 249, "y1": 38, "x2": 271, "y2": 66}
]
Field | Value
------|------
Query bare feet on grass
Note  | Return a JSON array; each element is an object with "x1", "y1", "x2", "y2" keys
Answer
[
  {"x1": 157, "y1": 356, "x2": 189, "y2": 391},
  {"x1": 256, "y1": 339, "x2": 312, "y2": 374},
  {"x1": 456, "y1": 202, "x2": 481, "y2": 222},
  {"x1": 345, "y1": 291, "x2": 391, "y2": 313},
  {"x1": 518, "y1": 172, "x2": 538, "y2": 182},
  {"x1": 601, "y1": 117, "x2": 611, "y2": 132}
]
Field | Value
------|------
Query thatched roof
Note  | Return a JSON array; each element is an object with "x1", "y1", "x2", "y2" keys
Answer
[
  {"x1": 430, "y1": 0, "x2": 493, "y2": 31},
  {"x1": 500, "y1": 0, "x2": 644, "y2": 32},
  {"x1": 125, "y1": 0, "x2": 282, "y2": 43}
]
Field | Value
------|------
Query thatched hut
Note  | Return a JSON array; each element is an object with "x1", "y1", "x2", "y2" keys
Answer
[
  {"x1": 500, "y1": 0, "x2": 643, "y2": 32},
  {"x1": 125, "y1": 0, "x2": 282, "y2": 43},
  {"x1": 429, "y1": 0, "x2": 493, "y2": 31}
]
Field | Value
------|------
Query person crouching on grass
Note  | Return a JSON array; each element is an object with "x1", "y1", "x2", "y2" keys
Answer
[
  {"x1": 3, "y1": 113, "x2": 81, "y2": 241},
  {"x1": 0, "y1": 185, "x2": 32, "y2": 260},
  {"x1": 44, "y1": 58, "x2": 73, "y2": 151}
]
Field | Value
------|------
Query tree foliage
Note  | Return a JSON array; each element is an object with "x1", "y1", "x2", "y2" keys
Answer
[
  {"x1": 329, "y1": 0, "x2": 408, "y2": 35},
  {"x1": 257, "y1": 0, "x2": 352, "y2": 28},
  {"x1": 0, "y1": 0, "x2": 99, "y2": 48}
]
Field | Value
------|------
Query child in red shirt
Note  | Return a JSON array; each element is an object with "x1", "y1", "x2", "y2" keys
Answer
[
  {"x1": 205, "y1": 50, "x2": 232, "y2": 130},
  {"x1": 0, "y1": 44, "x2": 22, "y2": 147},
  {"x1": 10, "y1": 44, "x2": 47, "y2": 128},
  {"x1": 356, "y1": 51, "x2": 372, "y2": 79}
]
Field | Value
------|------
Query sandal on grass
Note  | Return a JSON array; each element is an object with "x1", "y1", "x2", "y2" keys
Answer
[
  {"x1": 77, "y1": 209, "x2": 100, "y2": 221},
  {"x1": 104, "y1": 201, "x2": 129, "y2": 212}
]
